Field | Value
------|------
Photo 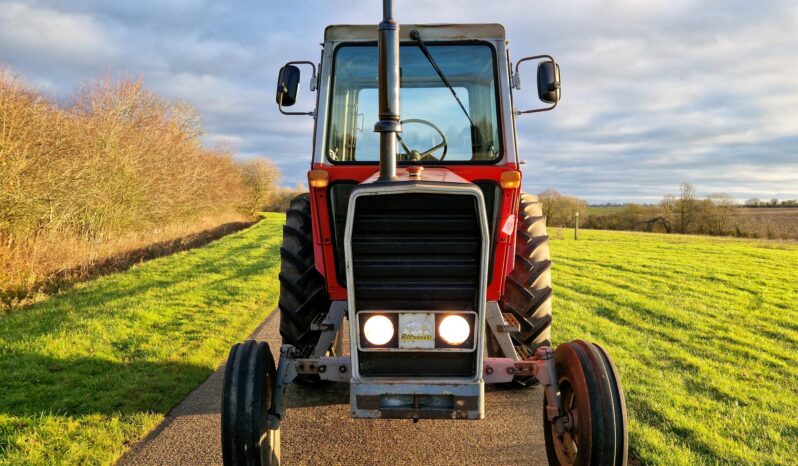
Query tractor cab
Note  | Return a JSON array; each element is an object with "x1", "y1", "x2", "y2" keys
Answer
[{"x1": 222, "y1": 4, "x2": 627, "y2": 466}]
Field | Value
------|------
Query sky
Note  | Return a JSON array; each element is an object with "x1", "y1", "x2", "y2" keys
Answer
[{"x1": 1, "y1": 0, "x2": 796, "y2": 203}]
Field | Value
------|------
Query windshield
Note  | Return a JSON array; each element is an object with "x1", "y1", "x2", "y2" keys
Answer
[{"x1": 326, "y1": 43, "x2": 502, "y2": 163}]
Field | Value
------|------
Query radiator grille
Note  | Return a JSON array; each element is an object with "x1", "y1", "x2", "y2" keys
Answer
[
  {"x1": 350, "y1": 192, "x2": 483, "y2": 377},
  {"x1": 351, "y1": 193, "x2": 481, "y2": 312}
]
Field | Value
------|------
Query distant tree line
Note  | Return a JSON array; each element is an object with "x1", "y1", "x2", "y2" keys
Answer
[
  {"x1": 539, "y1": 183, "x2": 798, "y2": 240},
  {"x1": 743, "y1": 198, "x2": 798, "y2": 208},
  {"x1": 538, "y1": 189, "x2": 589, "y2": 228}
]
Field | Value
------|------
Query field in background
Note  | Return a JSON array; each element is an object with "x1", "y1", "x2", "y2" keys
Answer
[
  {"x1": 0, "y1": 216, "x2": 282, "y2": 465},
  {"x1": 550, "y1": 228, "x2": 798, "y2": 464},
  {"x1": 586, "y1": 204, "x2": 798, "y2": 240},
  {"x1": 737, "y1": 207, "x2": 798, "y2": 238},
  {"x1": 1, "y1": 216, "x2": 796, "y2": 465},
  {"x1": 587, "y1": 205, "x2": 628, "y2": 215}
]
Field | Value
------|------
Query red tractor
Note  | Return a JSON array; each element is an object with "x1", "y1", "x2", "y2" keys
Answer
[{"x1": 222, "y1": 2, "x2": 627, "y2": 465}]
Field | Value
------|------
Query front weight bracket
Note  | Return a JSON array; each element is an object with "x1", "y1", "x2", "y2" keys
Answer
[
  {"x1": 266, "y1": 302, "x2": 348, "y2": 430},
  {"x1": 266, "y1": 345, "x2": 298, "y2": 430},
  {"x1": 533, "y1": 346, "x2": 570, "y2": 434}
]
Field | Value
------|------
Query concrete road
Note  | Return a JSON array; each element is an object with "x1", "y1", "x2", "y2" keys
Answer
[{"x1": 118, "y1": 312, "x2": 547, "y2": 465}]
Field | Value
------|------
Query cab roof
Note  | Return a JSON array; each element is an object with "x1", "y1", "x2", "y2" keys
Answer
[{"x1": 324, "y1": 23, "x2": 506, "y2": 42}]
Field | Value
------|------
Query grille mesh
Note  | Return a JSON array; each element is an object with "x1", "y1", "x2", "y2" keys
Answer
[{"x1": 351, "y1": 193, "x2": 482, "y2": 312}]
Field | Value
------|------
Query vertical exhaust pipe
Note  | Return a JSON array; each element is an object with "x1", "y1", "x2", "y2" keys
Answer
[{"x1": 375, "y1": 0, "x2": 401, "y2": 181}]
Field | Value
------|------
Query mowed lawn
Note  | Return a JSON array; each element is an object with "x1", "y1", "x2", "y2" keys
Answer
[
  {"x1": 0, "y1": 214, "x2": 284, "y2": 465},
  {"x1": 549, "y1": 229, "x2": 798, "y2": 465}
]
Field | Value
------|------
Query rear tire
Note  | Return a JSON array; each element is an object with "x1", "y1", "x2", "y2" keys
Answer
[
  {"x1": 221, "y1": 340, "x2": 279, "y2": 466},
  {"x1": 543, "y1": 340, "x2": 627, "y2": 466},
  {"x1": 278, "y1": 194, "x2": 332, "y2": 355},
  {"x1": 492, "y1": 192, "x2": 552, "y2": 385}
]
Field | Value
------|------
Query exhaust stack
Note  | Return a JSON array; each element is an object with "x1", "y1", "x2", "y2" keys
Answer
[{"x1": 374, "y1": 0, "x2": 401, "y2": 181}]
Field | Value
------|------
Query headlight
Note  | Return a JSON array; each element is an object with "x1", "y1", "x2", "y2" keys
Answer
[
  {"x1": 438, "y1": 315, "x2": 470, "y2": 345},
  {"x1": 363, "y1": 315, "x2": 394, "y2": 345}
]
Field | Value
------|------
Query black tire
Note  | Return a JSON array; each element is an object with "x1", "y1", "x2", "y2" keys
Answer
[
  {"x1": 491, "y1": 192, "x2": 552, "y2": 385},
  {"x1": 543, "y1": 340, "x2": 627, "y2": 466},
  {"x1": 221, "y1": 340, "x2": 279, "y2": 466},
  {"x1": 278, "y1": 194, "x2": 331, "y2": 353},
  {"x1": 592, "y1": 343, "x2": 629, "y2": 466}
]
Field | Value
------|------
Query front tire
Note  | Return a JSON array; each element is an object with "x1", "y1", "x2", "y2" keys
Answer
[
  {"x1": 543, "y1": 340, "x2": 628, "y2": 466},
  {"x1": 221, "y1": 340, "x2": 279, "y2": 466}
]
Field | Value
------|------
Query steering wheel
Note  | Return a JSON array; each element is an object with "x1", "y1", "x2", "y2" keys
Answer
[{"x1": 396, "y1": 118, "x2": 448, "y2": 161}]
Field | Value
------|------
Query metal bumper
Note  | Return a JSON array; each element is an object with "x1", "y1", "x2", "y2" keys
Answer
[
  {"x1": 269, "y1": 300, "x2": 563, "y2": 428},
  {"x1": 350, "y1": 379, "x2": 484, "y2": 419}
]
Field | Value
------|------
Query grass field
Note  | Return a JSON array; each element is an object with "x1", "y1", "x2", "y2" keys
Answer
[
  {"x1": 1, "y1": 216, "x2": 797, "y2": 465},
  {"x1": 549, "y1": 228, "x2": 798, "y2": 465},
  {"x1": 587, "y1": 205, "x2": 630, "y2": 215},
  {"x1": 0, "y1": 216, "x2": 282, "y2": 465}
]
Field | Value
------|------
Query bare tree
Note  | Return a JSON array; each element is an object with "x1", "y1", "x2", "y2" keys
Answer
[
  {"x1": 240, "y1": 158, "x2": 281, "y2": 215},
  {"x1": 657, "y1": 194, "x2": 676, "y2": 233},
  {"x1": 538, "y1": 189, "x2": 561, "y2": 225},
  {"x1": 537, "y1": 189, "x2": 588, "y2": 227},
  {"x1": 556, "y1": 196, "x2": 589, "y2": 227},
  {"x1": 701, "y1": 193, "x2": 737, "y2": 235},
  {"x1": 677, "y1": 182, "x2": 698, "y2": 233}
]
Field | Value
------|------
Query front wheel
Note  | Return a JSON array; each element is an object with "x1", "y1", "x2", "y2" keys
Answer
[
  {"x1": 221, "y1": 340, "x2": 280, "y2": 466},
  {"x1": 543, "y1": 340, "x2": 628, "y2": 466}
]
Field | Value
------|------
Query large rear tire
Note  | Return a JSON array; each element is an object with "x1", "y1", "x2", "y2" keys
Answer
[
  {"x1": 492, "y1": 192, "x2": 552, "y2": 384},
  {"x1": 278, "y1": 194, "x2": 331, "y2": 354},
  {"x1": 543, "y1": 340, "x2": 628, "y2": 466},
  {"x1": 221, "y1": 340, "x2": 279, "y2": 466}
]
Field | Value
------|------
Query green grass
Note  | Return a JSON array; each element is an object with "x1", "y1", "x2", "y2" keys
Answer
[
  {"x1": 2, "y1": 215, "x2": 797, "y2": 465},
  {"x1": 549, "y1": 229, "x2": 798, "y2": 465},
  {"x1": 0, "y1": 214, "x2": 284, "y2": 465},
  {"x1": 587, "y1": 205, "x2": 630, "y2": 215}
]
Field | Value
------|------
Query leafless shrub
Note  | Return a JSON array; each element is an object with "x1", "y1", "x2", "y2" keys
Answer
[
  {"x1": 240, "y1": 158, "x2": 282, "y2": 215},
  {"x1": 262, "y1": 185, "x2": 308, "y2": 213},
  {"x1": 0, "y1": 71, "x2": 283, "y2": 307},
  {"x1": 538, "y1": 189, "x2": 588, "y2": 227}
]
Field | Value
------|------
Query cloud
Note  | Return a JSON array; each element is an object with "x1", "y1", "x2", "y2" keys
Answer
[
  {"x1": 0, "y1": 2, "x2": 117, "y2": 67},
  {"x1": 0, "y1": 0, "x2": 796, "y2": 202}
]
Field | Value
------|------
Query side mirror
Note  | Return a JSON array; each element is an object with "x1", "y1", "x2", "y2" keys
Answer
[
  {"x1": 537, "y1": 61, "x2": 561, "y2": 104},
  {"x1": 275, "y1": 61, "x2": 317, "y2": 116},
  {"x1": 512, "y1": 55, "x2": 561, "y2": 115},
  {"x1": 276, "y1": 65, "x2": 300, "y2": 107}
]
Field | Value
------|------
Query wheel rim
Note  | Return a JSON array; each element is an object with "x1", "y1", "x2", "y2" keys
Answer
[{"x1": 550, "y1": 377, "x2": 579, "y2": 465}]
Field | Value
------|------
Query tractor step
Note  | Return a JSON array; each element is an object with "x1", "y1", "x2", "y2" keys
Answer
[{"x1": 496, "y1": 312, "x2": 521, "y2": 333}]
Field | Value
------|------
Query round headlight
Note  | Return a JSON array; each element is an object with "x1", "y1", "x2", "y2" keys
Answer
[
  {"x1": 363, "y1": 315, "x2": 394, "y2": 345},
  {"x1": 439, "y1": 315, "x2": 470, "y2": 345}
]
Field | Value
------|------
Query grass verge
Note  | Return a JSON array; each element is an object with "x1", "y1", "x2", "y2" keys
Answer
[
  {"x1": 1, "y1": 213, "x2": 256, "y2": 311},
  {"x1": 0, "y1": 214, "x2": 283, "y2": 465},
  {"x1": 550, "y1": 229, "x2": 798, "y2": 465}
]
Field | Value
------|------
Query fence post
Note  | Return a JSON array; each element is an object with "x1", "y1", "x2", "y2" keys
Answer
[{"x1": 574, "y1": 211, "x2": 579, "y2": 240}]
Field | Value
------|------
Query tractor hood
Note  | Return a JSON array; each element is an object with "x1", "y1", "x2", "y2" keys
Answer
[{"x1": 359, "y1": 166, "x2": 472, "y2": 186}]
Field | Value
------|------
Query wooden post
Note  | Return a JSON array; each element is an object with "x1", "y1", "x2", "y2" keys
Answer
[{"x1": 574, "y1": 211, "x2": 580, "y2": 240}]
